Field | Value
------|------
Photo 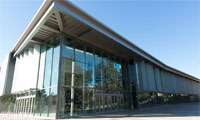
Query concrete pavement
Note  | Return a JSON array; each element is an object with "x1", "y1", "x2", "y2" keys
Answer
[
  {"x1": 78, "y1": 102, "x2": 200, "y2": 120},
  {"x1": 0, "y1": 102, "x2": 199, "y2": 120}
]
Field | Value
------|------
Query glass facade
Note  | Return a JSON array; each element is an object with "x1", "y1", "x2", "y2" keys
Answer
[
  {"x1": 35, "y1": 43, "x2": 60, "y2": 118},
  {"x1": 9, "y1": 37, "x2": 200, "y2": 119},
  {"x1": 58, "y1": 43, "x2": 128, "y2": 118},
  {"x1": 31, "y1": 37, "x2": 199, "y2": 119}
]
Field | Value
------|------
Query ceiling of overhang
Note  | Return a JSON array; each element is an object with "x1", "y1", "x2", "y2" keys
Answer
[
  {"x1": 62, "y1": 12, "x2": 138, "y2": 60},
  {"x1": 30, "y1": 10, "x2": 136, "y2": 60},
  {"x1": 32, "y1": 11, "x2": 61, "y2": 42}
]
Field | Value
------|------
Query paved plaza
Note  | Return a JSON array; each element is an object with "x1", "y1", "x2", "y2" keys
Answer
[{"x1": 0, "y1": 102, "x2": 199, "y2": 120}]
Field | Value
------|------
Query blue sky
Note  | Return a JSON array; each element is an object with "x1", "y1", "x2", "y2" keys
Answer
[{"x1": 0, "y1": 0, "x2": 199, "y2": 78}]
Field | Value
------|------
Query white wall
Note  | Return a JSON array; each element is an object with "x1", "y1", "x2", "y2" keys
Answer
[
  {"x1": 0, "y1": 55, "x2": 9, "y2": 96},
  {"x1": 12, "y1": 44, "x2": 40, "y2": 93}
]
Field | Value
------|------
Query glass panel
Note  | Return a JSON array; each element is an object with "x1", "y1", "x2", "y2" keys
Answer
[
  {"x1": 62, "y1": 46, "x2": 74, "y2": 59},
  {"x1": 115, "y1": 63, "x2": 123, "y2": 91},
  {"x1": 43, "y1": 47, "x2": 53, "y2": 89},
  {"x1": 63, "y1": 87, "x2": 71, "y2": 114},
  {"x1": 51, "y1": 45, "x2": 60, "y2": 87},
  {"x1": 83, "y1": 88, "x2": 94, "y2": 112},
  {"x1": 94, "y1": 55, "x2": 103, "y2": 111},
  {"x1": 40, "y1": 89, "x2": 49, "y2": 117},
  {"x1": 57, "y1": 87, "x2": 71, "y2": 118},
  {"x1": 39, "y1": 45, "x2": 60, "y2": 117},
  {"x1": 74, "y1": 62, "x2": 84, "y2": 87},
  {"x1": 95, "y1": 89, "x2": 103, "y2": 111},
  {"x1": 107, "y1": 61, "x2": 116, "y2": 91},
  {"x1": 74, "y1": 88, "x2": 83, "y2": 114},
  {"x1": 102, "y1": 58, "x2": 108, "y2": 92},
  {"x1": 75, "y1": 49, "x2": 85, "y2": 63},
  {"x1": 85, "y1": 52, "x2": 94, "y2": 65},
  {"x1": 85, "y1": 64, "x2": 94, "y2": 87},
  {"x1": 95, "y1": 55, "x2": 102, "y2": 89},
  {"x1": 48, "y1": 87, "x2": 58, "y2": 117},
  {"x1": 85, "y1": 52, "x2": 94, "y2": 88},
  {"x1": 37, "y1": 45, "x2": 46, "y2": 89},
  {"x1": 62, "y1": 59, "x2": 72, "y2": 87}
]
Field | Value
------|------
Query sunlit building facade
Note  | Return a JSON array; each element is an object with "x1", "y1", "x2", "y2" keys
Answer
[{"x1": 0, "y1": 0, "x2": 200, "y2": 119}]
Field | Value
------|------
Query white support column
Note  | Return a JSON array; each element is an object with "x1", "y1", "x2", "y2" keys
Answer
[
  {"x1": 17, "y1": 100, "x2": 19, "y2": 113},
  {"x1": 30, "y1": 98, "x2": 33, "y2": 114},
  {"x1": 13, "y1": 100, "x2": 17, "y2": 113},
  {"x1": 19, "y1": 99, "x2": 22, "y2": 113},
  {"x1": 21, "y1": 99, "x2": 24, "y2": 113},
  {"x1": 70, "y1": 61, "x2": 75, "y2": 117},
  {"x1": 18, "y1": 99, "x2": 21, "y2": 113},
  {"x1": 28, "y1": 98, "x2": 31, "y2": 114},
  {"x1": 24, "y1": 99, "x2": 27, "y2": 114},
  {"x1": 22, "y1": 99, "x2": 24, "y2": 113},
  {"x1": 32, "y1": 96, "x2": 36, "y2": 115}
]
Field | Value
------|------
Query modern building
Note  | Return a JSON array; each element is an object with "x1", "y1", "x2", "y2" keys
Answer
[{"x1": 0, "y1": 0, "x2": 200, "y2": 119}]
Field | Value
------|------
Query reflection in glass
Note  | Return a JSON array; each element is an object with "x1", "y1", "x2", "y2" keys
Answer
[
  {"x1": 62, "y1": 46, "x2": 74, "y2": 59},
  {"x1": 75, "y1": 49, "x2": 85, "y2": 62},
  {"x1": 74, "y1": 88, "x2": 83, "y2": 114},
  {"x1": 43, "y1": 47, "x2": 53, "y2": 89},
  {"x1": 36, "y1": 44, "x2": 60, "y2": 117},
  {"x1": 49, "y1": 87, "x2": 58, "y2": 117},
  {"x1": 86, "y1": 52, "x2": 94, "y2": 65},
  {"x1": 40, "y1": 89, "x2": 49, "y2": 117},
  {"x1": 62, "y1": 59, "x2": 72, "y2": 86},
  {"x1": 58, "y1": 87, "x2": 71, "y2": 118},
  {"x1": 85, "y1": 64, "x2": 94, "y2": 87},
  {"x1": 74, "y1": 62, "x2": 84, "y2": 87},
  {"x1": 51, "y1": 45, "x2": 60, "y2": 87},
  {"x1": 59, "y1": 44, "x2": 127, "y2": 117},
  {"x1": 95, "y1": 55, "x2": 102, "y2": 89}
]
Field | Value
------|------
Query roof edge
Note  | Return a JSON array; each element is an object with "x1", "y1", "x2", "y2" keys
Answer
[
  {"x1": 54, "y1": 0, "x2": 200, "y2": 82},
  {"x1": 12, "y1": 0, "x2": 53, "y2": 53},
  {"x1": 11, "y1": 0, "x2": 200, "y2": 82}
]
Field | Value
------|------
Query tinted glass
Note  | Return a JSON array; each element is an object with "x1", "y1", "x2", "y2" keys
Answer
[
  {"x1": 74, "y1": 88, "x2": 83, "y2": 113},
  {"x1": 62, "y1": 59, "x2": 72, "y2": 86},
  {"x1": 74, "y1": 62, "x2": 84, "y2": 87},
  {"x1": 84, "y1": 88, "x2": 94, "y2": 111},
  {"x1": 85, "y1": 64, "x2": 94, "y2": 87},
  {"x1": 95, "y1": 55, "x2": 102, "y2": 89},
  {"x1": 48, "y1": 87, "x2": 58, "y2": 117},
  {"x1": 40, "y1": 88, "x2": 49, "y2": 117},
  {"x1": 59, "y1": 43, "x2": 128, "y2": 117},
  {"x1": 62, "y1": 46, "x2": 74, "y2": 59},
  {"x1": 51, "y1": 45, "x2": 60, "y2": 87},
  {"x1": 86, "y1": 52, "x2": 94, "y2": 65},
  {"x1": 43, "y1": 47, "x2": 53, "y2": 89},
  {"x1": 75, "y1": 49, "x2": 85, "y2": 63}
]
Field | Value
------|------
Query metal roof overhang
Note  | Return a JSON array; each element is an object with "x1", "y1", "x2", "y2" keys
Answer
[{"x1": 11, "y1": 0, "x2": 199, "y2": 83}]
